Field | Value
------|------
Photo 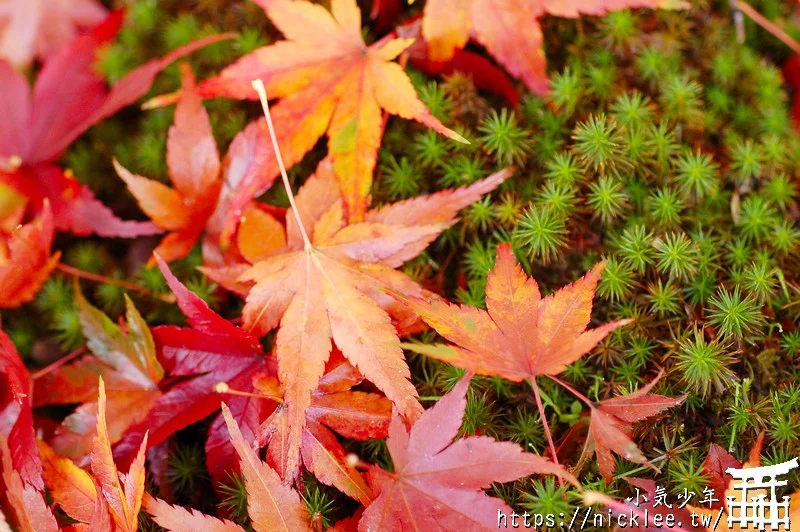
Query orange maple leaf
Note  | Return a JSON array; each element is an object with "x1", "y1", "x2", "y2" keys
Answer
[
  {"x1": 422, "y1": 0, "x2": 688, "y2": 94},
  {"x1": 35, "y1": 378, "x2": 149, "y2": 531},
  {"x1": 393, "y1": 242, "x2": 642, "y2": 470},
  {"x1": 585, "y1": 374, "x2": 684, "y2": 480},
  {"x1": 225, "y1": 81, "x2": 510, "y2": 485},
  {"x1": 144, "y1": 403, "x2": 311, "y2": 532},
  {"x1": 191, "y1": 0, "x2": 466, "y2": 227},
  {"x1": 236, "y1": 160, "x2": 510, "y2": 483},
  {"x1": 115, "y1": 64, "x2": 223, "y2": 265},
  {"x1": 396, "y1": 243, "x2": 630, "y2": 382},
  {"x1": 0, "y1": 201, "x2": 60, "y2": 308},
  {"x1": 253, "y1": 352, "x2": 390, "y2": 504},
  {"x1": 38, "y1": 441, "x2": 97, "y2": 524},
  {"x1": 0, "y1": 435, "x2": 58, "y2": 532}
]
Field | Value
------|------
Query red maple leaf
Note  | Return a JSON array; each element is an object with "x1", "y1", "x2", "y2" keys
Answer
[
  {"x1": 360, "y1": 375, "x2": 576, "y2": 530},
  {"x1": 112, "y1": 256, "x2": 277, "y2": 486},
  {"x1": 253, "y1": 352, "x2": 391, "y2": 503},
  {"x1": 0, "y1": 10, "x2": 230, "y2": 237},
  {"x1": 701, "y1": 443, "x2": 742, "y2": 510},
  {"x1": 586, "y1": 374, "x2": 685, "y2": 480},
  {"x1": 0, "y1": 328, "x2": 41, "y2": 490}
]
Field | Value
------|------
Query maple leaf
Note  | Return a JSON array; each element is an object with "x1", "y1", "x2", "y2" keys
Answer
[
  {"x1": 144, "y1": 494, "x2": 246, "y2": 532},
  {"x1": 0, "y1": 435, "x2": 58, "y2": 532},
  {"x1": 253, "y1": 352, "x2": 391, "y2": 503},
  {"x1": 396, "y1": 243, "x2": 630, "y2": 383},
  {"x1": 360, "y1": 375, "x2": 577, "y2": 530},
  {"x1": 0, "y1": 0, "x2": 106, "y2": 67},
  {"x1": 0, "y1": 328, "x2": 41, "y2": 490},
  {"x1": 586, "y1": 374, "x2": 685, "y2": 480},
  {"x1": 33, "y1": 286, "x2": 163, "y2": 462},
  {"x1": 681, "y1": 434, "x2": 800, "y2": 532},
  {"x1": 421, "y1": 0, "x2": 688, "y2": 94},
  {"x1": 32, "y1": 379, "x2": 149, "y2": 531},
  {"x1": 182, "y1": 0, "x2": 467, "y2": 232},
  {"x1": 223, "y1": 402, "x2": 312, "y2": 531},
  {"x1": 112, "y1": 256, "x2": 276, "y2": 485},
  {"x1": 396, "y1": 19, "x2": 519, "y2": 107},
  {"x1": 0, "y1": 10, "x2": 230, "y2": 237},
  {"x1": 143, "y1": 404, "x2": 312, "y2": 532},
  {"x1": 90, "y1": 378, "x2": 148, "y2": 532},
  {"x1": 393, "y1": 242, "x2": 658, "y2": 471},
  {"x1": 0, "y1": 200, "x2": 60, "y2": 308},
  {"x1": 38, "y1": 441, "x2": 97, "y2": 524},
  {"x1": 701, "y1": 443, "x2": 741, "y2": 510},
  {"x1": 114, "y1": 63, "x2": 223, "y2": 265},
  {"x1": 235, "y1": 84, "x2": 511, "y2": 482}
]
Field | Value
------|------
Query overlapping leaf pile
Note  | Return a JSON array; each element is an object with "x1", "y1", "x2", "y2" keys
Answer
[{"x1": 3, "y1": 0, "x2": 800, "y2": 530}]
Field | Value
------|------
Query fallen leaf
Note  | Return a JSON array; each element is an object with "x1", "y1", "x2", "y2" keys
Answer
[
  {"x1": 392, "y1": 243, "x2": 680, "y2": 478},
  {"x1": 396, "y1": 243, "x2": 630, "y2": 382},
  {"x1": 421, "y1": 0, "x2": 688, "y2": 94},
  {"x1": 189, "y1": 0, "x2": 466, "y2": 231},
  {"x1": 38, "y1": 440, "x2": 97, "y2": 523},
  {"x1": 115, "y1": 63, "x2": 223, "y2": 264},
  {"x1": 34, "y1": 288, "x2": 163, "y2": 462},
  {"x1": 255, "y1": 352, "x2": 390, "y2": 502},
  {"x1": 0, "y1": 328, "x2": 41, "y2": 489},
  {"x1": 144, "y1": 493, "x2": 245, "y2": 532},
  {"x1": 701, "y1": 443, "x2": 741, "y2": 510},
  {"x1": 360, "y1": 375, "x2": 576, "y2": 531},
  {"x1": 0, "y1": 200, "x2": 60, "y2": 308},
  {"x1": 588, "y1": 374, "x2": 685, "y2": 480},
  {"x1": 0, "y1": 0, "x2": 106, "y2": 67},
  {"x1": 112, "y1": 256, "x2": 276, "y2": 486},
  {"x1": 236, "y1": 154, "x2": 510, "y2": 481},
  {"x1": 222, "y1": 402, "x2": 311, "y2": 532},
  {"x1": 0, "y1": 435, "x2": 58, "y2": 532},
  {"x1": 90, "y1": 378, "x2": 148, "y2": 532},
  {"x1": 0, "y1": 10, "x2": 231, "y2": 236}
]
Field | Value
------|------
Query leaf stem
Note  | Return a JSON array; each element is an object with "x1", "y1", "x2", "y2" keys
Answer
[
  {"x1": 547, "y1": 375, "x2": 596, "y2": 409},
  {"x1": 55, "y1": 263, "x2": 175, "y2": 303},
  {"x1": 530, "y1": 377, "x2": 563, "y2": 486},
  {"x1": 251, "y1": 79, "x2": 312, "y2": 250},
  {"x1": 733, "y1": 0, "x2": 800, "y2": 54},
  {"x1": 214, "y1": 382, "x2": 283, "y2": 403}
]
